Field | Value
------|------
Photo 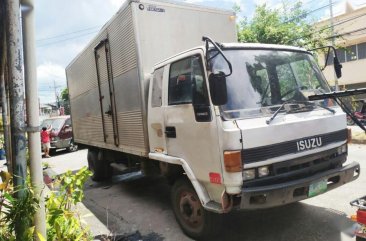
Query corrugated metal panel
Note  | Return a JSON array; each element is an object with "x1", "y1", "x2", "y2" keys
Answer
[
  {"x1": 103, "y1": 117, "x2": 115, "y2": 141},
  {"x1": 74, "y1": 115, "x2": 104, "y2": 143},
  {"x1": 108, "y1": 5, "x2": 137, "y2": 79},
  {"x1": 95, "y1": 44, "x2": 109, "y2": 85},
  {"x1": 117, "y1": 111, "x2": 146, "y2": 149},
  {"x1": 67, "y1": 31, "x2": 108, "y2": 99}
]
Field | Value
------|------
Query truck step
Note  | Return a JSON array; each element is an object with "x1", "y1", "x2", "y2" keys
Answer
[
  {"x1": 204, "y1": 201, "x2": 223, "y2": 213},
  {"x1": 110, "y1": 163, "x2": 128, "y2": 172}
]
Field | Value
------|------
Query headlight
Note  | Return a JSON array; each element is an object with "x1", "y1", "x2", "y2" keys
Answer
[
  {"x1": 337, "y1": 144, "x2": 347, "y2": 155},
  {"x1": 243, "y1": 169, "x2": 255, "y2": 180},
  {"x1": 258, "y1": 166, "x2": 270, "y2": 177}
]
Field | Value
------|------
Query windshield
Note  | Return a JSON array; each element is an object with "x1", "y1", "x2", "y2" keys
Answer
[
  {"x1": 209, "y1": 49, "x2": 332, "y2": 119},
  {"x1": 41, "y1": 118, "x2": 65, "y2": 131}
]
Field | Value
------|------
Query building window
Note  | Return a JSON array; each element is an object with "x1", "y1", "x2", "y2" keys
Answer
[
  {"x1": 358, "y1": 42, "x2": 366, "y2": 60},
  {"x1": 346, "y1": 45, "x2": 357, "y2": 61},
  {"x1": 336, "y1": 49, "x2": 346, "y2": 63},
  {"x1": 326, "y1": 51, "x2": 334, "y2": 66}
]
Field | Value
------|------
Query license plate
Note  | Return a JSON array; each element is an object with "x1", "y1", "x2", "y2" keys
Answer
[{"x1": 308, "y1": 179, "x2": 327, "y2": 197}]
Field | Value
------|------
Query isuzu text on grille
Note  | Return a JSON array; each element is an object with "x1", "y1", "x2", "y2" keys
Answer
[{"x1": 296, "y1": 137, "x2": 322, "y2": 151}]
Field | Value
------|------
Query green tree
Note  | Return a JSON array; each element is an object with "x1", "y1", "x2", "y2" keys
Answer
[
  {"x1": 60, "y1": 88, "x2": 69, "y2": 102},
  {"x1": 60, "y1": 88, "x2": 71, "y2": 115},
  {"x1": 236, "y1": 2, "x2": 329, "y2": 50}
]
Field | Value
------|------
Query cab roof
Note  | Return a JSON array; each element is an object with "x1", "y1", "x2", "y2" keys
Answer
[{"x1": 153, "y1": 42, "x2": 309, "y2": 69}]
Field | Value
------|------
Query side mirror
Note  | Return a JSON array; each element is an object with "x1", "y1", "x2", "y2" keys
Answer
[
  {"x1": 209, "y1": 72, "x2": 227, "y2": 106},
  {"x1": 334, "y1": 56, "x2": 342, "y2": 78}
]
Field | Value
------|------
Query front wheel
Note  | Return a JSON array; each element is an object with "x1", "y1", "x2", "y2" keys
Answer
[
  {"x1": 171, "y1": 178, "x2": 222, "y2": 240},
  {"x1": 347, "y1": 117, "x2": 355, "y2": 126},
  {"x1": 68, "y1": 140, "x2": 78, "y2": 152}
]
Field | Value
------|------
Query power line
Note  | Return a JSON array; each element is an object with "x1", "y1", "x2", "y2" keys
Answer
[
  {"x1": 330, "y1": 26, "x2": 366, "y2": 38},
  {"x1": 284, "y1": 2, "x2": 338, "y2": 23},
  {"x1": 36, "y1": 25, "x2": 102, "y2": 42},
  {"x1": 36, "y1": 30, "x2": 98, "y2": 47},
  {"x1": 288, "y1": 12, "x2": 366, "y2": 42}
]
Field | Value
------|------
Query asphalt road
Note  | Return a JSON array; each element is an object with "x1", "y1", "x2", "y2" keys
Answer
[{"x1": 44, "y1": 144, "x2": 365, "y2": 241}]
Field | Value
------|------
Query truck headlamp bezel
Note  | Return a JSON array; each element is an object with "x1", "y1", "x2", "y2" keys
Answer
[
  {"x1": 258, "y1": 166, "x2": 270, "y2": 177},
  {"x1": 243, "y1": 169, "x2": 255, "y2": 180}
]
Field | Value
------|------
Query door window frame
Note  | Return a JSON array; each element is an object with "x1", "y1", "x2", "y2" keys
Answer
[{"x1": 167, "y1": 54, "x2": 209, "y2": 106}]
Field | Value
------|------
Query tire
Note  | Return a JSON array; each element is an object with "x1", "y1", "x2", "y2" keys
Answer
[
  {"x1": 356, "y1": 236, "x2": 366, "y2": 241},
  {"x1": 87, "y1": 149, "x2": 112, "y2": 182},
  {"x1": 171, "y1": 178, "x2": 222, "y2": 240},
  {"x1": 49, "y1": 148, "x2": 56, "y2": 156},
  {"x1": 347, "y1": 117, "x2": 355, "y2": 126},
  {"x1": 68, "y1": 140, "x2": 78, "y2": 152}
]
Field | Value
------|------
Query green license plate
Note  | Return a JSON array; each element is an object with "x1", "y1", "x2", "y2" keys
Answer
[{"x1": 308, "y1": 179, "x2": 327, "y2": 197}]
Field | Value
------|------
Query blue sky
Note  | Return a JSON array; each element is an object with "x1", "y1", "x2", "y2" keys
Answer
[{"x1": 35, "y1": 0, "x2": 366, "y2": 103}]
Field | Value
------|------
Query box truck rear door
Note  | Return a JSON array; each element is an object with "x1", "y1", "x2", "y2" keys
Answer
[{"x1": 94, "y1": 39, "x2": 119, "y2": 146}]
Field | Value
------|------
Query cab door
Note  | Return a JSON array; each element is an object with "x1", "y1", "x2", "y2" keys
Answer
[{"x1": 163, "y1": 51, "x2": 222, "y2": 184}]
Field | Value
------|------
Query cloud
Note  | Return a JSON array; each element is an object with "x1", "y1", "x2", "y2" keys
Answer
[
  {"x1": 37, "y1": 63, "x2": 67, "y2": 104},
  {"x1": 35, "y1": 0, "x2": 121, "y2": 103},
  {"x1": 109, "y1": 0, "x2": 126, "y2": 8}
]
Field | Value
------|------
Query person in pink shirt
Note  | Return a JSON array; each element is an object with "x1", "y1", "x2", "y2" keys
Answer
[{"x1": 41, "y1": 125, "x2": 52, "y2": 158}]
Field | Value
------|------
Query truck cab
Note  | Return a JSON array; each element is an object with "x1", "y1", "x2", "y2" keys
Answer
[{"x1": 147, "y1": 42, "x2": 360, "y2": 238}]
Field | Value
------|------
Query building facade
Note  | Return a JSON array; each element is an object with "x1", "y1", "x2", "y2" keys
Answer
[{"x1": 316, "y1": 1, "x2": 366, "y2": 92}]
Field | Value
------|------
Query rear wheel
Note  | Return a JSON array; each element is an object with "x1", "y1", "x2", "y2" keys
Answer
[
  {"x1": 87, "y1": 149, "x2": 112, "y2": 181},
  {"x1": 171, "y1": 178, "x2": 222, "y2": 240}
]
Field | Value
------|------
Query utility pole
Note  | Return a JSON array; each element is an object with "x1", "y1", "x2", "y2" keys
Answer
[
  {"x1": 5, "y1": 0, "x2": 28, "y2": 238},
  {"x1": 329, "y1": 0, "x2": 339, "y2": 91},
  {"x1": 21, "y1": 0, "x2": 47, "y2": 239},
  {"x1": 52, "y1": 79, "x2": 61, "y2": 107},
  {"x1": 0, "y1": 4, "x2": 12, "y2": 174}
]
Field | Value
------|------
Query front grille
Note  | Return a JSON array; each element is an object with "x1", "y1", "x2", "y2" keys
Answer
[
  {"x1": 243, "y1": 147, "x2": 346, "y2": 188},
  {"x1": 243, "y1": 129, "x2": 347, "y2": 164}
]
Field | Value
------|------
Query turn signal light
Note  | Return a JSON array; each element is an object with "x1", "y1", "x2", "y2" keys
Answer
[{"x1": 224, "y1": 151, "x2": 242, "y2": 172}]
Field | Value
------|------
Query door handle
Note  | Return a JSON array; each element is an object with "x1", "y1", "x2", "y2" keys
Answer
[{"x1": 165, "y1": 126, "x2": 176, "y2": 138}]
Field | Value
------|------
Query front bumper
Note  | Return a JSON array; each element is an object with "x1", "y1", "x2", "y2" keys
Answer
[{"x1": 240, "y1": 161, "x2": 360, "y2": 209}]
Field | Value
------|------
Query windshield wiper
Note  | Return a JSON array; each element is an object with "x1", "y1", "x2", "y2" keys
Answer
[
  {"x1": 266, "y1": 101, "x2": 291, "y2": 124},
  {"x1": 313, "y1": 102, "x2": 335, "y2": 114},
  {"x1": 266, "y1": 100, "x2": 335, "y2": 125}
]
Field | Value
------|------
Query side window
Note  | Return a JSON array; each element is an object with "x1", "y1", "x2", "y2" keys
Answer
[
  {"x1": 168, "y1": 55, "x2": 208, "y2": 105},
  {"x1": 151, "y1": 67, "x2": 164, "y2": 107},
  {"x1": 65, "y1": 118, "x2": 71, "y2": 126}
]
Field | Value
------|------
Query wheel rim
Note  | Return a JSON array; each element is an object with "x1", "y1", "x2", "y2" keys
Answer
[
  {"x1": 69, "y1": 142, "x2": 78, "y2": 151},
  {"x1": 179, "y1": 191, "x2": 204, "y2": 229}
]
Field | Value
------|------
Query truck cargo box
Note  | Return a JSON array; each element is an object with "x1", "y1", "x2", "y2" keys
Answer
[{"x1": 66, "y1": 0, "x2": 237, "y2": 156}]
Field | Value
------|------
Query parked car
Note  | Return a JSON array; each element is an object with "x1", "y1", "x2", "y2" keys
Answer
[
  {"x1": 347, "y1": 99, "x2": 366, "y2": 126},
  {"x1": 40, "y1": 115, "x2": 78, "y2": 154}
]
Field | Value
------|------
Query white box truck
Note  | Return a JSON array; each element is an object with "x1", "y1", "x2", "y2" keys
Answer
[{"x1": 66, "y1": 0, "x2": 360, "y2": 239}]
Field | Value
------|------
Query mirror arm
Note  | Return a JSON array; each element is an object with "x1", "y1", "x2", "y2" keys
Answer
[
  {"x1": 321, "y1": 48, "x2": 331, "y2": 71},
  {"x1": 202, "y1": 36, "x2": 233, "y2": 77},
  {"x1": 309, "y1": 45, "x2": 340, "y2": 67}
]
